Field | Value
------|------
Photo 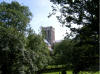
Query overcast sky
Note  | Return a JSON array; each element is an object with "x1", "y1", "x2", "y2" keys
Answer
[{"x1": 1, "y1": 0, "x2": 67, "y2": 41}]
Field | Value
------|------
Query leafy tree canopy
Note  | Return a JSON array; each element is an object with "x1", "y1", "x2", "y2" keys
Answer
[
  {"x1": 0, "y1": 1, "x2": 51, "y2": 74},
  {"x1": 50, "y1": 0, "x2": 98, "y2": 37},
  {"x1": 0, "y1": 1, "x2": 32, "y2": 32},
  {"x1": 50, "y1": 0, "x2": 99, "y2": 73}
]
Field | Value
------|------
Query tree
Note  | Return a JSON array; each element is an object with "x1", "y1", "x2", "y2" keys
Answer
[
  {"x1": 50, "y1": 0, "x2": 99, "y2": 73},
  {"x1": 0, "y1": 1, "x2": 32, "y2": 74},
  {"x1": 0, "y1": 1, "x2": 51, "y2": 74},
  {"x1": 0, "y1": 27, "x2": 25, "y2": 74},
  {"x1": 40, "y1": 27, "x2": 46, "y2": 39},
  {"x1": 53, "y1": 39, "x2": 73, "y2": 65},
  {"x1": 25, "y1": 29, "x2": 51, "y2": 74},
  {"x1": 53, "y1": 39, "x2": 75, "y2": 74},
  {"x1": 0, "y1": 1, "x2": 32, "y2": 33}
]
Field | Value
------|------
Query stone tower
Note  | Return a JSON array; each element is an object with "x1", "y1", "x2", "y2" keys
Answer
[{"x1": 42, "y1": 26, "x2": 55, "y2": 46}]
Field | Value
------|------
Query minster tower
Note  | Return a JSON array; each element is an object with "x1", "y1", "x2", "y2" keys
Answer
[{"x1": 42, "y1": 26, "x2": 55, "y2": 46}]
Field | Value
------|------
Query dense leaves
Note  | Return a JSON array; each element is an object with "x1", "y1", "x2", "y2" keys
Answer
[
  {"x1": 50, "y1": 0, "x2": 99, "y2": 74},
  {"x1": 0, "y1": 1, "x2": 51, "y2": 74},
  {"x1": 50, "y1": 0, "x2": 99, "y2": 36},
  {"x1": 53, "y1": 39, "x2": 74, "y2": 66},
  {"x1": 0, "y1": 27, "x2": 25, "y2": 74},
  {"x1": 0, "y1": 1, "x2": 32, "y2": 32},
  {"x1": 25, "y1": 31, "x2": 51, "y2": 73}
]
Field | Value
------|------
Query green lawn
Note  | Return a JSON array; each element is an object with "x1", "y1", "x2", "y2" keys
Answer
[
  {"x1": 42, "y1": 71, "x2": 99, "y2": 74},
  {"x1": 43, "y1": 66, "x2": 99, "y2": 74},
  {"x1": 42, "y1": 72, "x2": 61, "y2": 74}
]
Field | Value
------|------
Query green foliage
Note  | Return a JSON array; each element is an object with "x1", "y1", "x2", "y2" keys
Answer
[
  {"x1": 0, "y1": 27, "x2": 25, "y2": 74},
  {"x1": 24, "y1": 31, "x2": 51, "y2": 73},
  {"x1": 0, "y1": 1, "x2": 32, "y2": 32},
  {"x1": 40, "y1": 27, "x2": 46, "y2": 39},
  {"x1": 50, "y1": 0, "x2": 99, "y2": 73},
  {"x1": 0, "y1": 1, "x2": 51, "y2": 74},
  {"x1": 53, "y1": 39, "x2": 74, "y2": 67},
  {"x1": 43, "y1": 71, "x2": 99, "y2": 74},
  {"x1": 50, "y1": 0, "x2": 99, "y2": 39}
]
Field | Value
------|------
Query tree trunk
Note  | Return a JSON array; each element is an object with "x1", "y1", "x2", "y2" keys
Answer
[
  {"x1": 73, "y1": 70, "x2": 79, "y2": 74},
  {"x1": 35, "y1": 71, "x2": 41, "y2": 74},
  {"x1": 1, "y1": 64, "x2": 8, "y2": 74},
  {"x1": 61, "y1": 70, "x2": 66, "y2": 74}
]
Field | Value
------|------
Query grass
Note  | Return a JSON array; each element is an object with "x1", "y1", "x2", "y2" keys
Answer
[
  {"x1": 42, "y1": 71, "x2": 99, "y2": 74},
  {"x1": 43, "y1": 65, "x2": 99, "y2": 74},
  {"x1": 46, "y1": 65, "x2": 66, "y2": 69},
  {"x1": 42, "y1": 72, "x2": 61, "y2": 74}
]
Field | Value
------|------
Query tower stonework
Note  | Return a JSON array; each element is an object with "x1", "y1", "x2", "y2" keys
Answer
[{"x1": 43, "y1": 26, "x2": 55, "y2": 46}]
